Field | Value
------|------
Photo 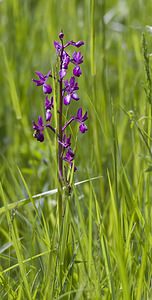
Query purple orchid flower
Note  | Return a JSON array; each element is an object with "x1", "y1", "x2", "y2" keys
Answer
[
  {"x1": 45, "y1": 96, "x2": 53, "y2": 121},
  {"x1": 59, "y1": 52, "x2": 70, "y2": 79},
  {"x1": 64, "y1": 77, "x2": 79, "y2": 105},
  {"x1": 58, "y1": 134, "x2": 71, "y2": 148},
  {"x1": 45, "y1": 96, "x2": 54, "y2": 110},
  {"x1": 63, "y1": 147, "x2": 75, "y2": 163},
  {"x1": 72, "y1": 52, "x2": 83, "y2": 65},
  {"x1": 73, "y1": 66, "x2": 82, "y2": 77},
  {"x1": 32, "y1": 71, "x2": 52, "y2": 94},
  {"x1": 62, "y1": 108, "x2": 88, "y2": 133},
  {"x1": 33, "y1": 116, "x2": 44, "y2": 142},
  {"x1": 71, "y1": 52, "x2": 83, "y2": 77},
  {"x1": 76, "y1": 108, "x2": 88, "y2": 133},
  {"x1": 63, "y1": 147, "x2": 77, "y2": 171},
  {"x1": 76, "y1": 108, "x2": 88, "y2": 122}
]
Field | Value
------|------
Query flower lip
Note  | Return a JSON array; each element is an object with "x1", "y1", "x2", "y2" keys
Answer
[
  {"x1": 75, "y1": 41, "x2": 84, "y2": 47},
  {"x1": 64, "y1": 94, "x2": 71, "y2": 105},
  {"x1": 33, "y1": 116, "x2": 44, "y2": 142},
  {"x1": 73, "y1": 66, "x2": 82, "y2": 77},
  {"x1": 71, "y1": 93, "x2": 79, "y2": 101},
  {"x1": 33, "y1": 131, "x2": 44, "y2": 142},
  {"x1": 79, "y1": 123, "x2": 88, "y2": 133},
  {"x1": 43, "y1": 83, "x2": 52, "y2": 94},
  {"x1": 46, "y1": 110, "x2": 52, "y2": 122}
]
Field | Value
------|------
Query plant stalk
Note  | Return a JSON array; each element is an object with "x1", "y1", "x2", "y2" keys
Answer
[{"x1": 58, "y1": 40, "x2": 64, "y2": 230}]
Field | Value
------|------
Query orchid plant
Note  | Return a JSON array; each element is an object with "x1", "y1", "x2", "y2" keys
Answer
[{"x1": 32, "y1": 32, "x2": 88, "y2": 192}]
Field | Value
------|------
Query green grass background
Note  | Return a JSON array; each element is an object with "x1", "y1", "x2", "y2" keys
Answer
[{"x1": 0, "y1": 0, "x2": 152, "y2": 299}]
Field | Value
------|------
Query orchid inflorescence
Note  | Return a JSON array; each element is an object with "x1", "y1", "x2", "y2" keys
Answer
[{"x1": 32, "y1": 32, "x2": 88, "y2": 180}]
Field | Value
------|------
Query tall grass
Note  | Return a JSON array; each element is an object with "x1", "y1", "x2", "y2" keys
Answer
[{"x1": 0, "y1": 0, "x2": 152, "y2": 299}]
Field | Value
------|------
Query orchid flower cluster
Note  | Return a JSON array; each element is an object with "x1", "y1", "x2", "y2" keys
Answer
[{"x1": 32, "y1": 32, "x2": 88, "y2": 180}]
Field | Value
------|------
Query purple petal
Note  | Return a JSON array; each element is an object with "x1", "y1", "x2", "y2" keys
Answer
[
  {"x1": 66, "y1": 135, "x2": 71, "y2": 143},
  {"x1": 58, "y1": 134, "x2": 71, "y2": 148},
  {"x1": 54, "y1": 41, "x2": 62, "y2": 53},
  {"x1": 64, "y1": 79, "x2": 69, "y2": 88},
  {"x1": 79, "y1": 123, "x2": 88, "y2": 133},
  {"x1": 59, "y1": 69, "x2": 66, "y2": 80},
  {"x1": 35, "y1": 71, "x2": 45, "y2": 80},
  {"x1": 64, "y1": 94, "x2": 71, "y2": 105},
  {"x1": 33, "y1": 131, "x2": 44, "y2": 142},
  {"x1": 68, "y1": 148, "x2": 75, "y2": 158},
  {"x1": 71, "y1": 93, "x2": 79, "y2": 101},
  {"x1": 70, "y1": 76, "x2": 75, "y2": 86},
  {"x1": 33, "y1": 116, "x2": 44, "y2": 132},
  {"x1": 73, "y1": 66, "x2": 82, "y2": 77},
  {"x1": 32, "y1": 121, "x2": 39, "y2": 130},
  {"x1": 32, "y1": 79, "x2": 44, "y2": 86},
  {"x1": 62, "y1": 52, "x2": 70, "y2": 69},
  {"x1": 75, "y1": 41, "x2": 84, "y2": 47},
  {"x1": 72, "y1": 51, "x2": 83, "y2": 64},
  {"x1": 54, "y1": 41, "x2": 61, "y2": 48},
  {"x1": 38, "y1": 116, "x2": 43, "y2": 127},
  {"x1": 82, "y1": 111, "x2": 88, "y2": 122},
  {"x1": 45, "y1": 96, "x2": 50, "y2": 110},
  {"x1": 77, "y1": 108, "x2": 82, "y2": 120},
  {"x1": 63, "y1": 147, "x2": 75, "y2": 163},
  {"x1": 45, "y1": 96, "x2": 54, "y2": 110},
  {"x1": 74, "y1": 82, "x2": 79, "y2": 90},
  {"x1": 46, "y1": 110, "x2": 52, "y2": 121},
  {"x1": 45, "y1": 70, "x2": 51, "y2": 79},
  {"x1": 43, "y1": 84, "x2": 52, "y2": 94}
]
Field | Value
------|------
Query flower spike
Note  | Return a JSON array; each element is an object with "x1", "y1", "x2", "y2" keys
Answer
[{"x1": 32, "y1": 32, "x2": 88, "y2": 178}]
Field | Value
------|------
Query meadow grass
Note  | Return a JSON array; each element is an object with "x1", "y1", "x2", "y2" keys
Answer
[{"x1": 0, "y1": 0, "x2": 152, "y2": 299}]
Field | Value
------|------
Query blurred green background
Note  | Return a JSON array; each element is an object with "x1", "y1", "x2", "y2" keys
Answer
[
  {"x1": 1, "y1": 0, "x2": 152, "y2": 193},
  {"x1": 1, "y1": 1, "x2": 152, "y2": 298}
]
